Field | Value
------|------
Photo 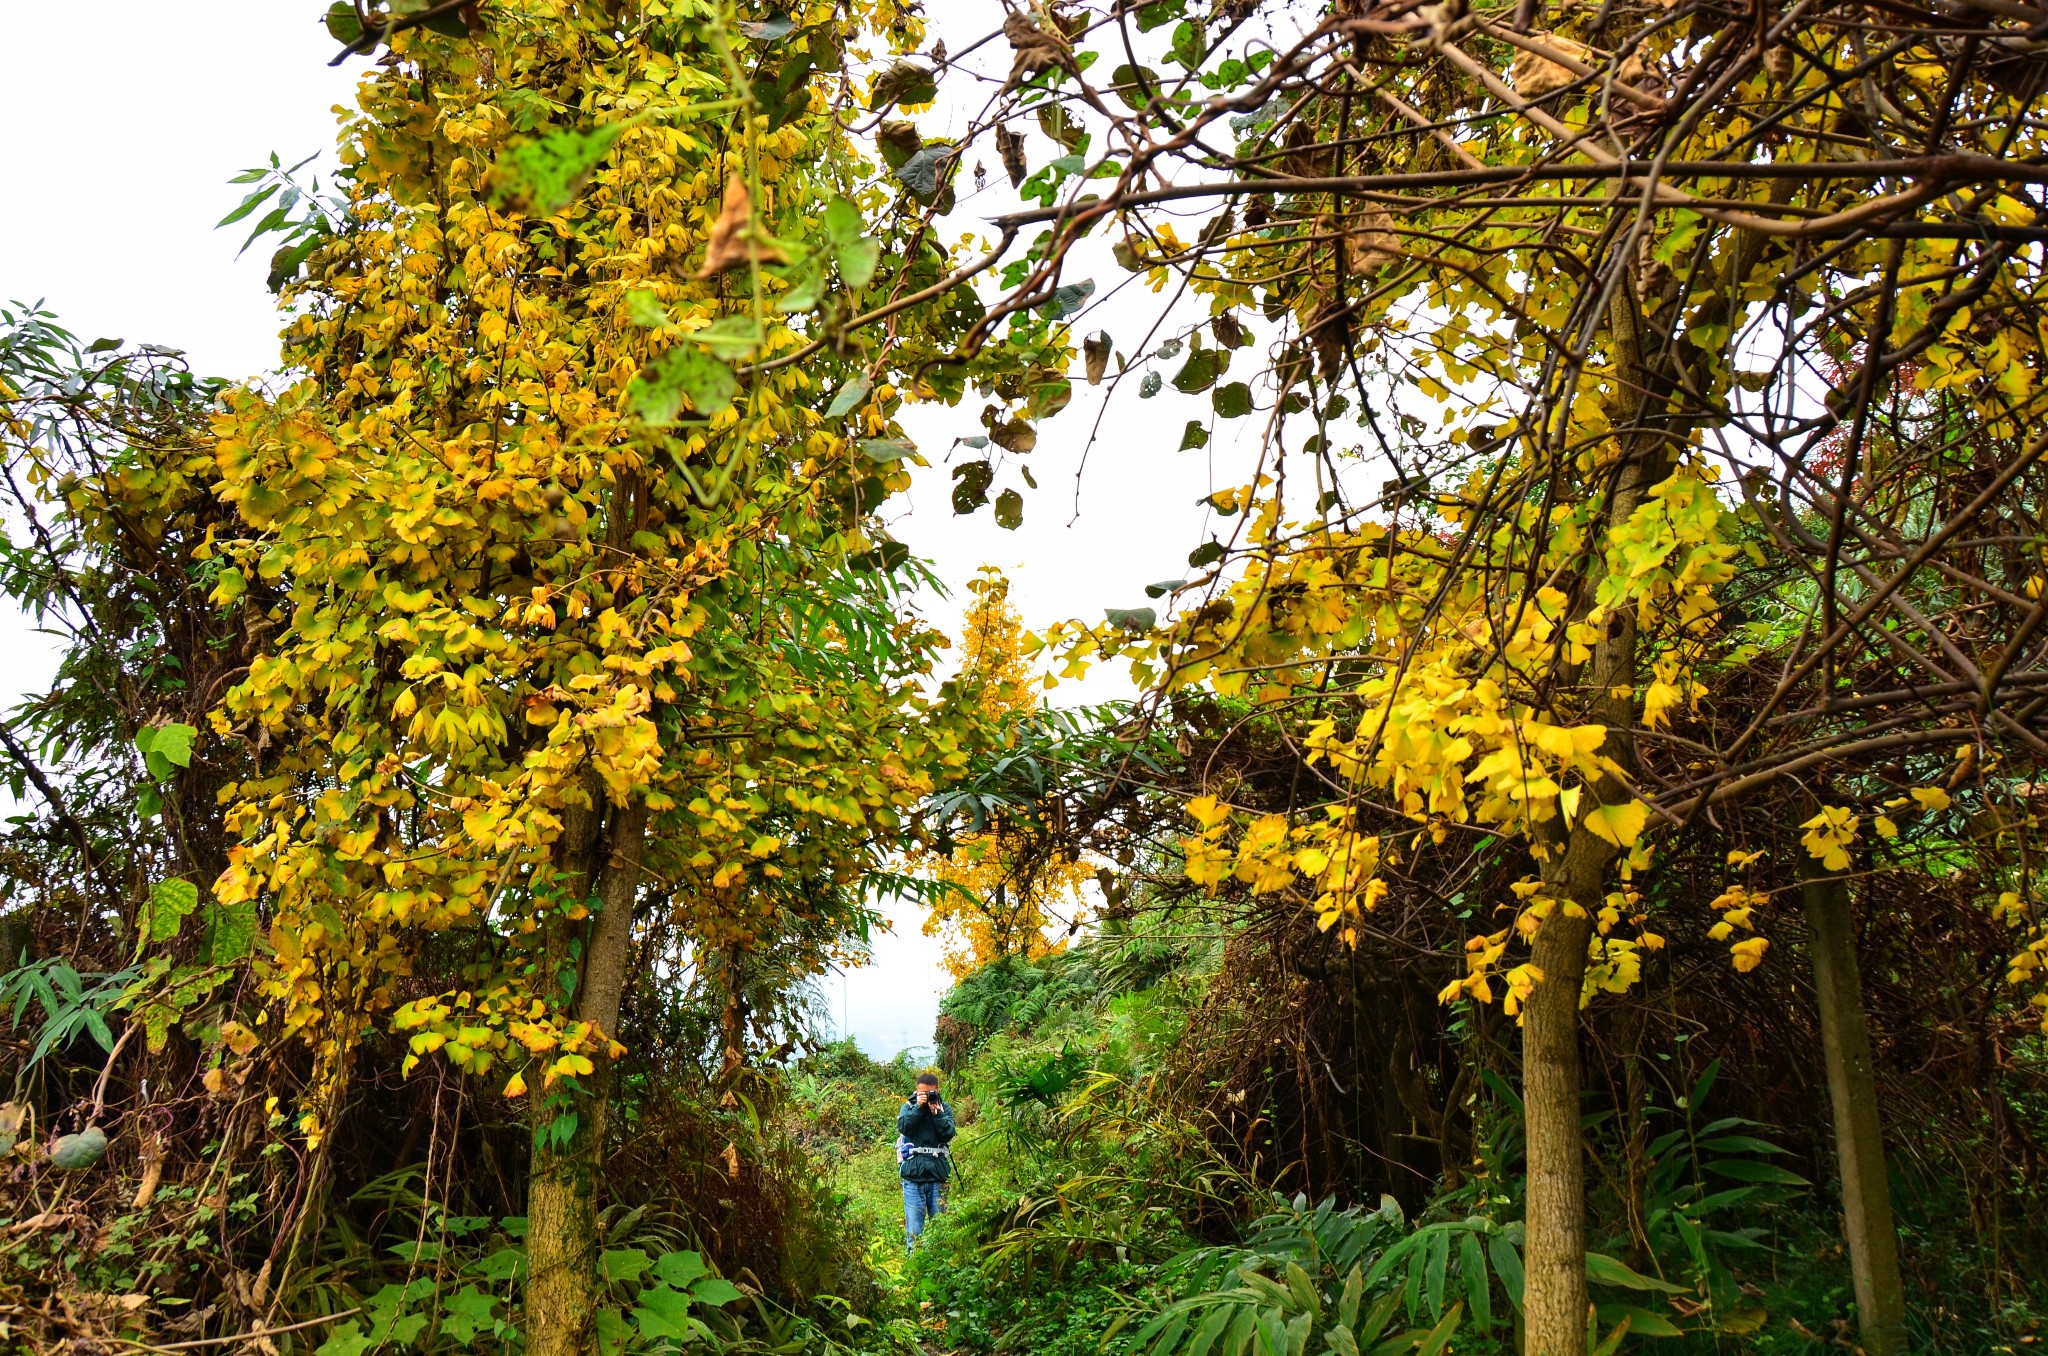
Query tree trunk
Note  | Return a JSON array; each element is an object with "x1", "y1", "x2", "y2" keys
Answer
[
  {"x1": 525, "y1": 799, "x2": 648, "y2": 1356},
  {"x1": 1524, "y1": 853, "x2": 1599, "y2": 1356},
  {"x1": 1801, "y1": 867, "x2": 1908, "y2": 1356}
]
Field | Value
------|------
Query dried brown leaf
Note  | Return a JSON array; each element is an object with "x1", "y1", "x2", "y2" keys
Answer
[
  {"x1": 697, "y1": 175, "x2": 788, "y2": 278},
  {"x1": 996, "y1": 124, "x2": 1029, "y2": 188},
  {"x1": 1005, "y1": 10, "x2": 1075, "y2": 85}
]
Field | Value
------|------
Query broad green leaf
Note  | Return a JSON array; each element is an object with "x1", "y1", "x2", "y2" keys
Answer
[
  {"x1": 952, "y1": 461, "x2": 993, "y2": 513},
  {"x1": 1106, "y1": 607, "x2": 1157, "y2": 633},
  {"x1": 602, "y1": 1247, "x2": 651, "y2": 1283},
  {"x1": 995, "y1": 489, "x2": 1024, "y2": 530},
  {"x1": 1172, "y1": 347, "x2": 1224, "y2": 394},
  {"x1": 1584, "y1": 1252, "x2": 1688, "y2": 1293},
  {"x1": 1597, "y1": 1303, "x2": 1685, "y2": 1338},
  {"x1": 1180, "y1": 421, "x2": 1210, "y2": 450},
  {"x1": 1045, "y1": 279, "x2": 1096, "y2": 321},
  {"x1": 629, "y1": 347, "x2": 737, "y2": 425},
  {"x1": 146, "y1": 879, "x2": 201, "y2": 945},
  {"x1": 689, "y1": 1276, "x2": 744, "y2": 1306},
  {"x1": 858, "y1": 437, "x2": 917, "y2": 463},
  {"x1": 207, "y1": 900, "x2": 258, "y2": 964},
  {"x1": 1213, "y1": 381, "x2": 1252, "y2": 418},
  {"x1": 735, "y1": 16, "x2": 796, "y2": 40},
  {"x1": 1459, "y1": 1232, "x2": 1491, "y2": 1329},
  {"x1": 1704, "y1": 1160, "x2": 1810, "y2": 1186},
  {"x1": 491, "y1": 121, "x2": 630, "y2": 217},
  {"x1": 838, "y1": 238, "x2": 881, "y2": 290},
  {"x1": 635, "y1": 1284, "x2": 699, "y2": 1339},
  {"x1": 689, "y1": 316, "x2": 765, "y2": 360},
  {"x1": 828, "y1": 378, "x2": 873, "y2": 419},
  {"x1": 1487, "y1": 1235, "x2": 1524, "y2": 1309},
  {"x1": 314, "y1": 1320, "x2": 374, "y2": 1356}
]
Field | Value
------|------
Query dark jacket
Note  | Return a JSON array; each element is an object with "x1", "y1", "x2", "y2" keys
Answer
[{"x1": 896, "y1": 1095, "x2": 956, "y2": 1183}]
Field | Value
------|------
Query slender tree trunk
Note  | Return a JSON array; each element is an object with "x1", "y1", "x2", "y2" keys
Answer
[
  {"x1": 525, "y1": 800, "x2": 648, "y2": 1356},
  {"x1": 1525, "y1": 850, "x2": 1599, "y2": 1356},
  {"x1": 1801, "y1": 866, "x2": 1908, "y2": 1356}
]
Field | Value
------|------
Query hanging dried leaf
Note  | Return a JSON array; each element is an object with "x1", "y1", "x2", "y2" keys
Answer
[
  {"x1": 1083, "y1": 332, "x2": 1112, "y2": 384},
  {"x1": 1004, "y1": 10, "x2": 1075, "y2": 86},
  {"x1": 1306, "y1": 296, "x2": 1353, "y2": 377},
  {"x1": 876, "y1": 120, "x2": 923, "y2": 170},
  {"x1": 1346, "y1": 206, "x2": 1403, "y2": 274},
  {"x1": 995, "y1": 124, "x2": 1029, "y2": 188},
  {"x1": 697, "y1": 175, "x2": 788, "y2": 278},
  {"x1": 1281, "y1": 120, "x2": 1334, "y2": 179},
  {"x1": 1512, "y1": 34, "x2": 1595, "y2": 98},
  {"x1": 869, "y1": 60, "x2": 938, "y2": 110}
]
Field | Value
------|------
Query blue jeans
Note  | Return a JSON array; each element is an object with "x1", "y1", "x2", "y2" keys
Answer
[{"x1": 902, "y1": 1179, "x2": 943, "y2": 1250}]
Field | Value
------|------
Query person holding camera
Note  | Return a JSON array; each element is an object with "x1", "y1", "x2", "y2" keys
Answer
[{"x1": 897, "y1": 1071, "x2": 955, "y2": 1251}]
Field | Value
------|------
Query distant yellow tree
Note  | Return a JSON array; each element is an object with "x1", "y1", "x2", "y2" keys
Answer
[{"x1": 919, "y1": 570, "x2": 1092, "y2": 979}]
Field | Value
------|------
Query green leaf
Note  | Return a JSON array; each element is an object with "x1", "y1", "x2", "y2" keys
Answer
[
  {"x1": 626, "y1": 290, "x2": 670, "y2": 328},
  {"x1": 824, "y1": 196, "x2": 862, "y2": 244},
  {"x1": 1413, "y1": 1303, "x2": 1463, "y2": 1356},
  {"x1": 207, "y1": 901, "x2": 258, "y2": 964},
  {"x1": 1487, "y1": 1235, "x2": 1524, "y2": 1310},
  {"x1": 827, "y1": 378, "x2": 873, "y2": 419},
  {"x1": 858, "y1": 437, "x2": 917, "y2": 463},
  {"x1": 1187, "y1": 540, "x2": 1224, "y2": 568},
  {"x1": 491, "y1": 121, "x2": 630, "y2": 217},
  {"x1": 1459, "y1": 1232, "x2": 1491, "y2": 1330},
  {"x1": 736, "y1": 16, "x2": 796, "y2": 40},
  {"x1": 870, "y1": 60, "x2": 938, "y2": 109},
  {"x1": 1695, "y1": 1135, "x2": 1788, "y2": 1155},
  {"x1": 136, "y1": 723, "x2": 197, "y2": 779},
  {"x1": 1180, "y1": 421, "x2": 1210, "y2": 450},
  {"x1": 1704, "y1": 1160, "x2": 1810, "y2": 1186},
  {"x1": 1045, "y1": 279, "x2": 1097, "y2": 321},
  {"x1": 952, "y1": 461, "x2": 994, "y2": 513},
  {"x1": 314, "y1": 1320, "x2": 374, "y2": 1356},
  {"x1": 1144, "y1": 579, "x2": 1186, "y2": 598},
  {"x1": 146, "y1": 879, "x2": 201, "y2": 946},
  {"x1": 1106, "y1": 607, "x2": 1157, "y2": 633},
  {"x1": 1111, "y1": 63, "x2": 1162, "y2": 110},
  {"x1": 690, "y1": 1277, "x2": 744, "y2": 1307},
  {"x1": 995, "y1": 489, "x2": 1024, "y2": 530},
  {"x1": 1212, "y1": 381, "x2": 1252, "y2": 418},
  {"x1": 896, "y1": 146, "x2": 948, "y2": 199},
  {"x1": 323, "y1": 3, "x2": 368, "y2": 46},
  {"x1": 438, "y1": 1286, "x2": 501, "y2": 1342},
  {"x1": 1139, "y1": 371, "x2": 1163, "y2": 398},
  {"x1": 602, "y1": 1247, "x2": 652, "y2": 1283},
  {"x1": 1585, "y1": 1252, "x2": 1688, "y2": 1293},
  {"x1": 634, "y1": 1284, "x2": 701, "y2": 1340},
  {"x1": 689, "y1": 316, "x2": 765, "y2": 360},
  {"x1": 629, "y1": 348, "x2": 737, "y2": 425},
  {"x1": 652, "y1": 1251, "x2": 708, "y2": 1288},
  {"x1": 838, "y1": 238, "x2": 881, "y2": 290},
  {"x1": 1597, "y1": 1303, "x2": 1685, "y2": 1338},
  {"x1": 1172, "y1": 347, "x2": 1224, "y2": 393},
  {"x1": 218, "y1": 182, "x2": 280, "y2": 229}
]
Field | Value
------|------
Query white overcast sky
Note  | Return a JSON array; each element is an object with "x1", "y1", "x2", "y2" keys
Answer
[{"x1": 1, "y1": 1, "x2": 1378, "y2": 1059}]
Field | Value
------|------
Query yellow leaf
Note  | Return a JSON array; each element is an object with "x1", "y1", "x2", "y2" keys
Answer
[
  {"x1": 502, "y1": 1071, "x2": 528, "y2": 1098},
  {"x1": 1909, "y1": 786, "x2": 1951, "y2": 812},
  {"x1": 1186, "y1": 794, "x2": 1232, "y2": 829},
  {"x1": 1730, "y1": 936, "x2": 1770, "y2": 972},
  {"x1": 1581, "y1": 800, "x2": 1649, "y2": 847}
]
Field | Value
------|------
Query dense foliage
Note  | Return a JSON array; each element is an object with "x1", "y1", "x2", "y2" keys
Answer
[{"x1": 5, "y1": 0, "x2": 2048, "y2": 1352}]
